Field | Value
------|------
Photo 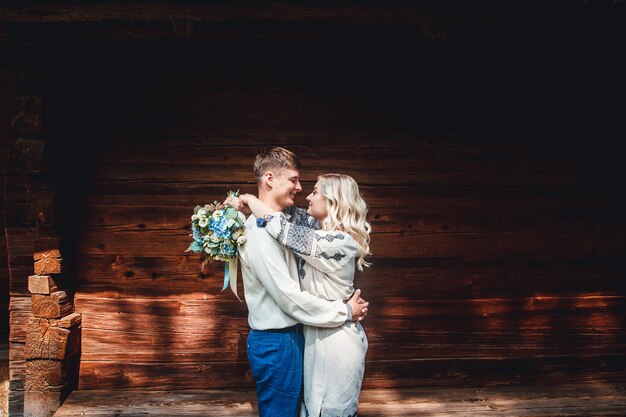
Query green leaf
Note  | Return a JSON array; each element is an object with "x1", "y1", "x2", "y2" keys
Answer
[
  {"x1": 188, "y1": 241, "x2": 203, "y2": 253},
  {"x1": 225, "y1": 207, "x2": 238, "y2": 219},
  {"x1": 193, "y1": 205, "x2": 202, "y2": 215}
]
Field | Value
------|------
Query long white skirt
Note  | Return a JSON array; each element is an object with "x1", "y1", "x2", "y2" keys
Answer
[{"x1": 300, "y1": 321, "x2": 368, "y2": 417}]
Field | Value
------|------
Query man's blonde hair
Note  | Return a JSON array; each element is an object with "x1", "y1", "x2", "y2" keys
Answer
[
  {"x1": 317, "y1": 173, "x2": 371, "y2": 270},
  {"x1": 253, "y1": 147, "x2": 301, "y2": 184}
]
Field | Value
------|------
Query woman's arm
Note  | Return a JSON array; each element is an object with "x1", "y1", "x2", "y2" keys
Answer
[
  {"x1": 239, "y1": 193, "x2": 276, "y2": 219},
  {"x1": 265, "y1": 214, "x2": 358, "y2": 274}
]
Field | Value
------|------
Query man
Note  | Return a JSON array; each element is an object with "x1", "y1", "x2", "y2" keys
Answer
[{"x1": 228, "y1": 147, "x2": 369, "y2": 417}]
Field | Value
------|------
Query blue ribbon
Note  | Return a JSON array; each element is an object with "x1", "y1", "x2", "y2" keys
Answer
[{"x1": 222, "y1": 262, "x2": 230, "y2": 292}]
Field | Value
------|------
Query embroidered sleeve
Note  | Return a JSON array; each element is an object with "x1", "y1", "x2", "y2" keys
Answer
[
  {"x1": 265, "y1": 214, "x2": 358, "y2": 273},
  {"x1": 284, "y1": 206, "x2": 320, "y2": 229}
]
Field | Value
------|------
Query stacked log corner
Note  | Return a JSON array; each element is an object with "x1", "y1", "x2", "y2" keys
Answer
[
  {"x1": 5, "y1": 93, "x2": 81, "y2": 416},
  {"x1": 24, "y1": 269, "x2": 80, "y2": 417}
]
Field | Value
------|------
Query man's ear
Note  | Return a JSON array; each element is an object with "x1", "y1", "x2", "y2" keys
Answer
[{"x1": 263, "y1": 171, "x2": 274, "y2": 188}]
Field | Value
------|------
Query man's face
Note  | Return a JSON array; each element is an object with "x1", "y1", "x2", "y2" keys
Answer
[{"x1": 271, "y1": 167, "x2": 302, "y2": 209}]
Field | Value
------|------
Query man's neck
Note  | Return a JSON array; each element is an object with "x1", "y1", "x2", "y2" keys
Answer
[{"x1": 258, "y1": 190, "x2": 284, "y2": 212}]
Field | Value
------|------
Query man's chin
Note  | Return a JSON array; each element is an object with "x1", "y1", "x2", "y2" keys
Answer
[{"x1": 281, "y1": 197, "x2": 295, "y2": 209}]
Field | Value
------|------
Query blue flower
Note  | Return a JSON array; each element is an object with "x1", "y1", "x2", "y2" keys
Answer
[
  {"x1": 210, "y1": 216, "x2": 231, "y2": 239},
  {"x1": 222, "y1": 241, "x2": 236, "y2": 257},
  {"x1": 192, "y1": 226, "x2": 203, "y2": 244}
]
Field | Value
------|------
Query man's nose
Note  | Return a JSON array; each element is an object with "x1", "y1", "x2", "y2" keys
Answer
[{"x1": 295, "y1": 181, "x2": 302, "y2": 192}]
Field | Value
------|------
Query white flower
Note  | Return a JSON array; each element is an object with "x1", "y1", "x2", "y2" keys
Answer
[
  {"x1": 212, "y1": 210, "x2": 224, "y2": 221},
  {"x1": 197, "y1": 209, "x2": 207, "y2": 217},
  {"x1": 191, "y1": 214, "x2": 200, "y2": 221},
  {"x1": 225, "y1": 218, "x2": 236, "y2": 228},
  {"x1": 198, "y1": 217, "x2": 209, "y2": 228},
  {"x1": 232, "y1": 230, "x2": 242, "y2": 240},
  {"x1": 236, "y1": 235, "x2": 247, "y2": 245},
  {"x1": 210, "y1": 234, "x2": 220, "y2": 243}
]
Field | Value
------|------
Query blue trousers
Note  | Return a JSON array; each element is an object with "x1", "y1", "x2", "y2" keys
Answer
[{"x1": 247, "y1": 325, "x2": 304, "y2": 417}]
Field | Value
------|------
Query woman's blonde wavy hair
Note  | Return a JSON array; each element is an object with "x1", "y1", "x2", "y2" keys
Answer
[{"x1": 317, "y1": 173, "x2": 371, "y2": 270}]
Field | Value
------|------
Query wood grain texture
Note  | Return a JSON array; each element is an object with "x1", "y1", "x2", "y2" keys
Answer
[
  {"x1": 4, "y1": 21, "x2": 622, "y2": 394},
  {"x1": 31, "y1": 292, "x2": 74, "y2": 319},
  {"x1": 55, "y1": 383, "x2": 626, "y2": 416}
]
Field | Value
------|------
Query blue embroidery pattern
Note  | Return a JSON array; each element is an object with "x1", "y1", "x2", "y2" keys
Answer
[
  {"x1": 278, "y1": 217, "x2": 315, "y2": 256},
  {"x1": 287, "y1": 206, "x2": 320, "y2": 229},
  {"x1": 294, "y1": 254, "x2": 307, "y2": 279},
  {"x1": 317, "y1": 251, "x2": 347, "y2": 261},
  {"x1": 315, "y1": 233, "x2": 344, "y2": 242},
  {"x1": 279, "y1": 207, "x2": 347, "y2": 265}
]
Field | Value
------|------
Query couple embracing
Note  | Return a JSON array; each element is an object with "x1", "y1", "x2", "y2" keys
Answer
[{"x1": 225, "y1": 146, "x2": 371, "y2": 417}]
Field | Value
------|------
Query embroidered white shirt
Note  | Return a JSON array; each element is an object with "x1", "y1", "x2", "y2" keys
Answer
[{"x1": 239, "y1": 211, "x2": 349, "y2": 330}]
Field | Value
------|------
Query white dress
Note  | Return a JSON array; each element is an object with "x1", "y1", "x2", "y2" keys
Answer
[{"x1": 266, "y1": 210, "x2": 368, "y2": 417}]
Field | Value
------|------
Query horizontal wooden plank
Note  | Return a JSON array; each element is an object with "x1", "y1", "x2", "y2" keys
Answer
[
  {"x1": 8, "y1": 344, "x2": 24, "y2": 384},
  {"x1": 78, "y1": 204, "x2": 624, "y2": 238},
  {"x1": 57, "y1": 90, "x2": 425, "y2": 131},
  {"x1": 54, "y1": 383, "x2": 626, "y2": 417},
  {"x1": 74, "y1": 294, "x2": 626, "y2": 363},
  {"x1": 78, "y1": 320, "x2": 626, "y2": 363},
  {"x1": 8, "y1": 255, "x2": 35, "y2": 297},
  {"x1": 9, "y1": 297, "x2": 33, "y2": 343},
  {"x1": 74, "y1": 255, "x2": 626, "y2": 299},
  {"x1": 0, "y1": 4, "x2": 430, "y2": 24},
  {"x1": 79, "y1": 181, "x2": 625, "y2": 211},
  {"x1": 78, "y1": 360, "x2": 253, "y2": 390},
  {"x1": 77, "y1": 353, "x2": 626, "y2": 390},
  {"x1": 363, "y1": 353, "x2": 626, "y2": 389},
  {"x1": 359, "y1": 384, "x2": 626, "y2": 416},
  {"x1": 56, "y1": 388, "x2": 258, "y2": 417},
  {"x1": 74, "y1": 293, "x2": 625, "y2": 323},
  {"x1": 79, "y1": 141, "x2": 623, "y2": 187},
  {"x1": 73, "y1": 226, "x2": 626, "y2": 258},
  {"x1": 87, "y1": 141, "x2": 588, "y2": 173}
]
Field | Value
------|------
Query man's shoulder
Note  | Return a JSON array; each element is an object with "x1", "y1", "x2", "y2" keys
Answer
[
  {"x1": 244, "y1": 214, "x2": 257, "y2": 228},
  {"x1": 244, "y1": 215, "x2": 279, "y2": 243}
]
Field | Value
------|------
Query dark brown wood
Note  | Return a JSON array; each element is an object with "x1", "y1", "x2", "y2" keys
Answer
[
  {"x1": 2, "y1": 6, "x2": 625, "y2": 408},
  {"x1": 0, "y1": 3, "x2": 429, "y2": 24},
  {"x1": 33, "y1": 252, "x2": 63, "y2": 276},
  {"x1": 73, "y1": 254, "x2": 626, "y2": 300},
  {"x1": 9, "y1": 296, "x2": 32, "y2": 343},
  {"x1": 14, "y1": 138, "x2": 45, "y2": 173},
  {"x1": 73, "y1": 227, "x2": 625, "y2": 259},
  {"x1": 10, "y1": 97, "x2": 43, "y2": 133},
  {"x1": 53, "y1": 384, "x2": 626, "y2": 416}
]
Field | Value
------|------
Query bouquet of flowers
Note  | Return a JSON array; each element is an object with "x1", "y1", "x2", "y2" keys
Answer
[{"x1": 186, "y1": 191, "x2": 246, "y2": 300}]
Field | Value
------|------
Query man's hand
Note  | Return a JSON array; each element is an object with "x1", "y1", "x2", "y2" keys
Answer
[{"x1": 347, "y1": 289, "x2": 369, "y2": 321}]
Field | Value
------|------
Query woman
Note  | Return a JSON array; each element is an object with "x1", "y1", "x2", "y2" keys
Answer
[{"x1": 239, "y1": 173, "x2": 371, "y2": 417}]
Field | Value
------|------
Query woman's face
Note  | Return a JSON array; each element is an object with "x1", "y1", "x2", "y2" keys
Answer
[{"x1": 306, "y1": 180, "x2": 328, "y2": 222}]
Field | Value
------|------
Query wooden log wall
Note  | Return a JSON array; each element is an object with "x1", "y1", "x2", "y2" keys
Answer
[
  {"x1": 0, "y1": 30, "x2": 82, "y2": 416},
  {"x1": 0, "y1": 25, "x2": 14, "y2": 348},
  {"x1": 1, "y1": 25, "x2": 17, "y2": 417},
  {"x1": 2, "y1": 3, "x2": 626, "y2": 397}
]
